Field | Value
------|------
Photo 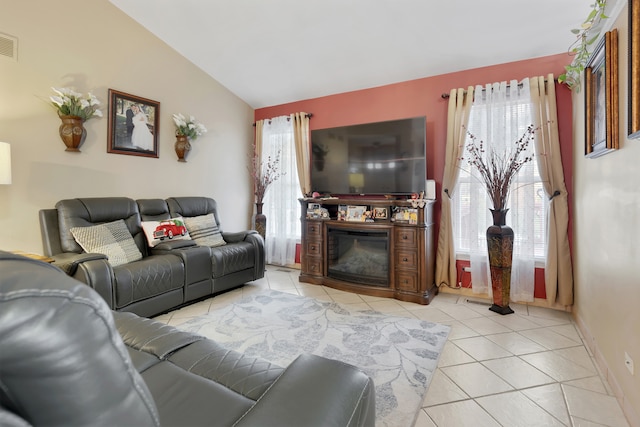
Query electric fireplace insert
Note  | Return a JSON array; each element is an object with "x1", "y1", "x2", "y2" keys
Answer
[{"x1": 326, "y1": 226, "x2": 390, "y2": 287}]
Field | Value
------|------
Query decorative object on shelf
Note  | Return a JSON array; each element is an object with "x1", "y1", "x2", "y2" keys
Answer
[
  {"x1": 461, "y1": 125, "x2": 536, "y2": 315},
  {"x1": 558, "y1": 0, "x2": 609, "y2": 91},
  {"x1": 0, "y1": 142, "x2": 11, "y2": 185},
  {"x1": 585, "y1": 29, "x2": 619, "y2": 158},
  {"x1": 408, "y1": 191, "x2": 427, "y2": 208},
  {"x1": 249, "y1": 145, "x2": 283, "y2": 240},
  {"x1": 172, "y1": 113, "x2": 208, "y2": 162},
  {"x1": 107, "y1": 89, "x2": 160, "y2": 158},
  {"x1": 50, "y1": 87, "x2": 102, "y2": 152}
]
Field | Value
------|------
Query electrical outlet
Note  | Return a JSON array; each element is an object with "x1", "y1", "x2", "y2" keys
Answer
[{"x1": 625, "y1": 352, "x2": 634, "y2": 375}]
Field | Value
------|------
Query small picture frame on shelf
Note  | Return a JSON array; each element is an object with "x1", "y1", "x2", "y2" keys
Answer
[
  {"x1": 373, "y1": 207, "x2": 388, "y2": 220},
  {"x1": 346, "y1": 205, "x2": 366, "y2": 222},
  {"x1": 337, "y1": 205, "x2": 348, "y2": 221},
  {"x1": 392, "y1": 207, "x2": 418, "y2": 224}
]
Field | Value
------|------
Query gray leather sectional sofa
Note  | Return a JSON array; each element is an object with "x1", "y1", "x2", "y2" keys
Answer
[
  {"x1": 39, "y1": 196, "x2": 265, "y2": 317},
  {"x1": 0, "y1": 251, "x2": 376, "y2": 426}
]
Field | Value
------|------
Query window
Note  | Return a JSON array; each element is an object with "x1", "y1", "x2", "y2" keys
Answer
[
  {"x1": 452, "y1": 95, "x2": 548, "y2": 261},
  {"x1": 261, "y1": 117, "x2": 302, "y2": 265}
]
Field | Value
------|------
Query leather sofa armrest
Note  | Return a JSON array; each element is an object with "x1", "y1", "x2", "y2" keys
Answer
[
  {"x1": 222, "y1": 231, "x2": 255, "y2": 244},
  {"x1": 51, "y1": 252, "x2": 108, "y2": 275},
  {"x1": 50, "y1": 253, "x2": 116, "y2": 310},
  {"x1": 233, "y1": 354, "x2": 375, "y2": 427}
]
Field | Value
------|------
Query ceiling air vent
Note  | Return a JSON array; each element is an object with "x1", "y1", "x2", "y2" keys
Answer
[{"x1": 0, "y1": 32, "x2": 18, "y2": 62}]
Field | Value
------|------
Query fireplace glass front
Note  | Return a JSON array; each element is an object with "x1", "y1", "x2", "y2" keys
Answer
[{"x1": 327, "y1": 226, "x2": 390, "y2": 287}]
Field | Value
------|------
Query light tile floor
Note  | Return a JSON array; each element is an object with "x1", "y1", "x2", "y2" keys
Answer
[{"x1": 154, "y1": 266, "x2": 631, "y2": 427}]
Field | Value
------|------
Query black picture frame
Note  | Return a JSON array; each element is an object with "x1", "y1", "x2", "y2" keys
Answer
[
  {"x1": 585, "y1": 29, "x2": 619, "y2": 158},
  {"x1": 629, "y1": 0, "x2": 640, "y2": 138},
  {"x1": 107, "y1": 89, "x2": 159, "y2": 158}
]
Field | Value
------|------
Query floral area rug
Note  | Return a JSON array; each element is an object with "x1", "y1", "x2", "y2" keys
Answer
[{"x1": 180, "y1": 290, "x2": 450, "y2": 427}]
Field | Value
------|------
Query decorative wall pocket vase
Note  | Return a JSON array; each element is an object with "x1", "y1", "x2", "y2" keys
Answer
[
  {"x1": 58, "y1": 115, "x2": 86, "y2": 152},
  {"x1": 175, "y1": 135, "x2": 191, "y2": 162}
]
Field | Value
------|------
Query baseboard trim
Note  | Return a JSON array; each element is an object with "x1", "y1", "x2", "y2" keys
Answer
[{"x1": 574, "y1": 313, "x2": 640, "y2": 427}]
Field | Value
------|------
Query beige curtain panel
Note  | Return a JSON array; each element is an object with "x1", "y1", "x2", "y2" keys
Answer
[
  {"x1": 435, "y1": 87, "x2": 474, "y2": 288},
  {"x1": 291, "y1": 112, "x2": 311, "y2": 196},
  {"x1": 254, "y1": 119, "x2": 264, "y2": 165},
  {"x1": 529, "y1": 75, "x2": 574, "y2": 307},
  {"x1": 252, "y1": 119, "x2": 264, "y2": 212}
]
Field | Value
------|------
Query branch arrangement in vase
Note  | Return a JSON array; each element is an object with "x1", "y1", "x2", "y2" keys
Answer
[
  {"x1": 460, "y1": 125, "x2": 537, "y2": 211},
  {"x1": 249, "y1": 146, "x2": 284, "y2": 204}
]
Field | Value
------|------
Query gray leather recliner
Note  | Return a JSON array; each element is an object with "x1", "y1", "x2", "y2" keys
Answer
[{"x1": 0, "y1": 251, "x2": 376, "y2": 427}]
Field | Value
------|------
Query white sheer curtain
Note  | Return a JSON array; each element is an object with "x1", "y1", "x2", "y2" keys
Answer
[
  {"x1": 456, "y1": 79, "x2": 541, "y2": 302},
  {"x1": 261, "y1": 116, "x2": 302, "y2": 266}
]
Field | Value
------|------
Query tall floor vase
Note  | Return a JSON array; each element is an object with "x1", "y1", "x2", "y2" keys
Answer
[
  {"x1": 486, "y1": 209, "x2": 514, "y2": 315},
  {"x1": 253, "y1": 202, "x2": 266, "y2": 241}
]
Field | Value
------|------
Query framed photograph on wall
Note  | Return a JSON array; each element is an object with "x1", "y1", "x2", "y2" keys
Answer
[
  {"x1": 629, "y1": 0, "x2": 640, "y2": 138},
  {"x1": 585, "y1": 29, "x2": 619, "y2": 158},
  {"x1": 107, "y1": 89, "x2": 159, "y2": 158}
]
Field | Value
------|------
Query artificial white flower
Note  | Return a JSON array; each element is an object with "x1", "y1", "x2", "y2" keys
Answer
[
  {"x1": 50, "y1": 87, "x2": 102, "y2": 121},
  {"x1": 173, "y1": 113, "x2": 207, "y2": 140}
]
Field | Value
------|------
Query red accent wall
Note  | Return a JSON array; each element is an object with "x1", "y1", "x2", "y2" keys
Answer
[{"x1": 257, "y1": 54, "x2": 573, "y2": 299}]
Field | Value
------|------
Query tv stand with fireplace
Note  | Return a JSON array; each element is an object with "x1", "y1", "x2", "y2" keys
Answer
[{"x1": 299, "y1": 198, "x2": 437, "y2": 305}]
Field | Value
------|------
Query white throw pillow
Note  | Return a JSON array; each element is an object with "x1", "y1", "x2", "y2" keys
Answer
[
  {"x1": 141, "y1": 217, "x2": 191, "y2": 247},
  {"x1": 70, "y1": 219, "x2": 142, "y2": 267},
  {"x1": 183, "y1": 214, "x2": 226, "y2": 248}
]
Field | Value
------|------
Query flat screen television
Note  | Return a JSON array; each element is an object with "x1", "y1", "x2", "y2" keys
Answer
[{"x1": 310, "y1": 117, "x2": 426, "y2": 196}]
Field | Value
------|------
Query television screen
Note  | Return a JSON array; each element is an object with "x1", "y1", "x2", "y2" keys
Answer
[{"x1": 310, "y1": 117, "x2": 426, "y2": 195}]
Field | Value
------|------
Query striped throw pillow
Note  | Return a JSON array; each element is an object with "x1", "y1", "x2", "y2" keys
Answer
[{"x1": 184, "y1": 214, "x2": 226, "y2": 248}]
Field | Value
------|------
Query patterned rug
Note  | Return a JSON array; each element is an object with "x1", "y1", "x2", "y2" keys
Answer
[{"x1": 180, "y1": 290, "x2": 450, "y2": 427}]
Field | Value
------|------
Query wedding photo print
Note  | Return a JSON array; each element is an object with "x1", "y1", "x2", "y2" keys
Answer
[{"x1": 107, "y1": 89, "x2": 159, "y2": 158}]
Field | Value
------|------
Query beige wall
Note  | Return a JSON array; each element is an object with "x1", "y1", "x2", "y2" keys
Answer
[
  {"x1": 0, "y1": 0, "x2": 254, "y2": 253},
  {"x1": 572, "y1": 3, "x2": 640, "y2": 422}
]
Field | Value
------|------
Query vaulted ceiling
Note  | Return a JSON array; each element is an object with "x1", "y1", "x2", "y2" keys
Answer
[{"x1": 110, "y1": 0, "x2": 602, "y2": 109}]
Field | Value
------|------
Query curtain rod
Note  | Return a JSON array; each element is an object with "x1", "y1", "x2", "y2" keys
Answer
[
  {"x1": 440, "y1": 78, "x2": 556, "y2": 99},
  {"x1": 252, "y1": 113, "x2": 313, "y2": 127}
]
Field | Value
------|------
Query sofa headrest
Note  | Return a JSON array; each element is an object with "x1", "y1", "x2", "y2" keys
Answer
[
  {"x1": 0, "y1": 251, "x2": 160, "y2": 426},
  {"x1": 166, "y1": 197, "x2": 223, "y2": 231},
  {"x1": 55, "y1": 197, "x2": 143, "y2": 253},
  {"x1": 137, "y1": 199, "x2": 171, "y2": 222}
]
